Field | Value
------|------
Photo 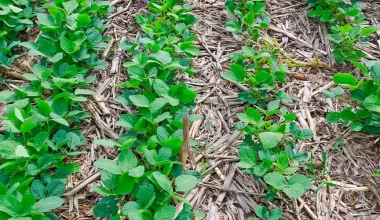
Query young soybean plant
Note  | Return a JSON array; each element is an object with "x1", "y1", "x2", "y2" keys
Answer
[
  {"x1": 0, "y1": 65, "x2": 91, "y2": 219},
  {"x1": 324, "y1": 61, "x2": 380, "y2": 134},
  {"x1": 92, "y1": 0, "x2": 203, "y2": 219},
  {"x1": 327, "y1": 24, "x2": 378, "y2": 64},
  {"x1": 20, "y1": 0, "x2": 112, "y2": 69},
  {"x1": 235, "y1": 107, "x2": 313, "y2": 201},
  {"x1": 222, "y1": 46, "x2": 289, "y2": 107},
  {"x1": 248, "y1": 205, "x2": 282, "y2": 220},
  {"x1": 306, "y1": 0, "x2": 379, "y2": 63},
  {"x1": 223, "y1": 0, "x2": 314, "y2": 218},
  {"x1": 0, "y1": 0, "x2": 114, "y2": 219},
  {"x1": 225, "y1": 0, "x2": 270, "y2": 41},
  {"x1": 0, "y1": 0, "x2": 35, "y2": 67},
  {"x1": 306, "y1": 0, "x2": 367, "y2": 25}
]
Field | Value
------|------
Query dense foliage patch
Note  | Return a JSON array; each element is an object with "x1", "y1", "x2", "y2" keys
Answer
[
  {"x1": 306, "y1": 1, "x2": 380, "y2": 135},
  {"x1": 0, "y1": 0, "x2": 112, "y2": 219},
  {"x1": 325, "y1": 61, "x2": 380, "y2": 133},
  {"x1": 0, "y1": 0, "x2": 36, "y2": 67},
  {"x1": 306, "y1": 0, "x2": 378, "y2": 63},
  {"x1": 224, "y1": 0, "x2": 315, "y2": 219},
  {"x1": 91, "y1": 1, "x2": 203, "y2": 219}
]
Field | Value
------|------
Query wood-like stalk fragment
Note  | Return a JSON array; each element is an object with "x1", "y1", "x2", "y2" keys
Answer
[
  {"x1": 92, "y1": 94, "x2": 110, "y2": 115},
  {"x1": 179, "y1": 115, "x2": 190, "y2": 170}
]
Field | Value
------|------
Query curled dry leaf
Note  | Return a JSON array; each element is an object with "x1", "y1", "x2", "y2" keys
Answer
[{"x1": 292, "y1": 73, "x2": 307, "y2": 80}]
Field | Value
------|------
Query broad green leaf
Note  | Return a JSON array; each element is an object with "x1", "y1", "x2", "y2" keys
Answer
[
  {"x1": 128, "y1": 166, "x2": 144, "y2": 177},
  {"x1": 0, "y1": 90, "x2": 17, "y2": 103},
  {"x1": 258, "y1": 132, "x2": 283, "y2": 148},
  {"x1": 153, "y1": 171, "x2": 173, "y2": 194},
  {"x1": 31, "y1": 180, "x2": 46, "y2": 200},
  {"x1": 370, "y1": 62, "x2": 380, "y2": 79},
  {"x1": 93, "y1": 197, "x2": 118, "y2": 217},
  {"x1": 283, "y1": 183, "x2": 305, "y2": 198},
  {"x1": 0, "y1": 194, "x2": 21, "y2": 216},
  {"x1": 225, "y1": 20, "x2": 241, "y2": 33},
  {"x1": 151, "y1": 50, "x2": 172, "y2": 65},
  {"x1": 127, "y1": 65, "x2": 145, "y2": 79},
  {"x1": 255, "y1": 206, "x2": 268, "y2": 219},
  {"x1": 363, "y1": 95, "x2": 380, "y2": 113},
  {"x1": 179, "y1": 42, "x2": 200, "y2": 56},
  {"x1": 244, "y1": 12, "x2": 255, "y2": 25},
  {"x1": 277, "y1": 151, "x2": 289, "y2": 168},
  {"x1": 153, "y1": 79, "x2": 169, "y2": 96},
  {"x1": 60, "y1": 36, "x2": 78, "y2": 54},
  {"x1": 118, "y1": 150, "x2": 137, "y2": 172},
  {"x1": 62, "y1": 0, "x2": 79, "y2": 14},
  {"x1": 20, "y1": 115, "x2": 38, "y2": 133},
  {"x1": 153, "y1": 205, "x2": 176, "y2": 220},
  {"x1": 94, "y1": 159, "x2": 123, "y2": 175},
  {"x1": 283, "y1": 167, "x2": 299, "y2": 175},
  {"x1": 54, "y1": 163, "x2": 80, "y2": 177},
  {"x1": 288, "y1": 175, "x2": 311, "y2": 191},
  {"x1": 9, "y1": 5, "x2": 23, "y2": 13},
  {"x1": 263, "y1": 172, "x2": 286, "y2": 190},
  {"x1": 351, "y1": 60, "x2": 369, "y2": 74},
  {"x1": 246, "y1": 107, "x2": 261, "y2": 123},
  {"x1": 360, "y1": 26, "x2": 378, "y2": 37},
  {"x1": 115, "y1": 173, "x2": 134, "y2": 195},
  {"x1": 100, "y1": 171, "x2": 117, "y2": 190},
  {"x1": 136, "y1": 183, "x2": 155, "y2": 209},
  {"x1": 92, "y1": 186, "x2": 114, "y2": 195},
  {"x1": 122, "y1": 201, "x2": 140, "y2": 216},
  {"x1": 268, "y1": 208, "x2": 283, "y2": 220},
  {"x1": 175, "y1": 175, "x2": 198, "y2": 192},
  {"x1": 267, "y1": 100, "x2": 280, "y2": 111},
  {"x1": 37, "y1": 14, "x2": 57, "y2": 29},
  {"x1": 34, "y1": 196, "x2": 64, "y2": 212},
  {"x1": 116, "y1": 114, "x2": 137, "y2": 130},
  {"x1": 237, "y1": 148, "x2": 257, "y2": 168},
  {"x1": 322, "y1": 87, "x2": 344, "y2": 98},
  {"x1": 150, "y1": 98, "x2": 168, "y2": 111},
  {"x1": 52, "y1": 118, "x2": 69, "y2": 127},
  {"x1": 66, "y1": 132, "x2": 81, "y2": 149},
  {"x1": 52, "y1": 97, "x2": 68, "y2": 116},
  {"x1": 283, "y1": 113, "x2": 296, "y2": 121},
  {"x1": 20, "y1": 193, "x2": 35, "y2": 216},
  {"x1": 349, "y1": 25, "x2": 361, "y2": 39},
  {"x1": 15, "y1": 145, "x2": 29, "y2": 157},
  {"x1": 95, "y1": 139, "x2": 119, "y2": 147},
  {"x1": 46, "y1": 180, "x2": 65, "y2": 197},
  {"x1": 326, "y1": 112, "x2": 340, "y2": 123},
  {"x1": 346, "y1": 8, "x2": 360, "y2": 16},
  {"x1": 333, "y1": 73, "x2": 357, "y2": 87},
  {"x1": 222, "y1": 64, "x2": 246, "y2": 83},
  {"x1": 169, "y1": 83, "x2": 196, "y2": 104},
  {"x1": 289, "y1": 122, "x2": 314, "y2": 140},
  {"x1": 14, "y1": 108, "x2": 24, "y2": 122},
  {"x1": 34, "y1": 132, "x2": 49, "y2": 148},
  {"x1": 350, "y1": 122, "x2": 363, "y2": 131},
  {"x1": 75, "y1": 89, "x2": 96, "y2": 95},
  {"x1": 77, "y1": 14, "x2": 91, "y2": 27},
  {"x1": 339, "y1": 109, "x2": 355, "y2": 121},
  {"x1": 35, "y1": 98, "x2": 52, "y2": 116},
  {"x1": 129, "y1": 95, "x2": 150, "y2": 107}
]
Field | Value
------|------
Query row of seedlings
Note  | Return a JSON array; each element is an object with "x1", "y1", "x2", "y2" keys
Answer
[
  {"x1": 0, "y1": 0, "x2": 113, "y2": 219},
  {"x1": 306, "y1": 1, "x2": 380, "y2": 135},
  {"x1": 91, "y1": 0, "x2": 205, "y2": 219},
  {"x1": 0, "y1": 0, "x2": 35, "y2": 69},
  {"x1": 223, "y1": 0, "x2": 316, "y2": 219}
]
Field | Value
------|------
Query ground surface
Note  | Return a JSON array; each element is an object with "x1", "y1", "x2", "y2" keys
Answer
[
  {"x1": 1, "y1": 0, "x2": 380, "y2": 219},
  {"x1": 60, "y1": 0, "x2": 380, "y2": 219}
]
